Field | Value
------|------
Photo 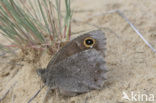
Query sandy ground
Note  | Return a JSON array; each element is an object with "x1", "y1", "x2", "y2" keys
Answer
[{"x1": 1, "y1": 0, "x2": 156, "y2": 103}]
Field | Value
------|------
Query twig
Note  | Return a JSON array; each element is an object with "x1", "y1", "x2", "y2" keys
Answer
[
  {"x1": 74, "y1": 9, "x2": 156, "y2": 53},
  {"x1": 116, "y1": 10, "x2": 156, "y2": 53},
  {"x1": 27, "y1": 85, "x2": 45, "y2": 103},
  {"x1": 0, "y1": 89, "x2": 10, "y2": 102},
  {"x1": 92, "y1": 9, "x2": 156, "y2": 53},
  {"x1": 0, "y1": 82, "x2": 17, "y2": 102},
  {"x1": 11, "y1": 94, "x2": 15, "y2": 103}
]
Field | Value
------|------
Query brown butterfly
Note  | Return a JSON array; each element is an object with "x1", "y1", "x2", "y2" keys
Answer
[{"x1": 37, "y1": 30, "x2": 107, "y2": 96}]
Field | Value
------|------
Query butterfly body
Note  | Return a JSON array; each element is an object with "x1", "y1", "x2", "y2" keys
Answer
[{"x1": 37, "y1": 30, "x2": 107, "y2": 96}]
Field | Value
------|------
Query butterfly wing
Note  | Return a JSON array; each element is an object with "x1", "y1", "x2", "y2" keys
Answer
[
  {"x1": 44, "y1": 49, "x2": 107, "y2": 96},
  {"x1": 37, "y1": 30, "x2": 107, "y2": 96},
  {"x1": 46, "y1": 30, "x2": 106, "y2": 68}
]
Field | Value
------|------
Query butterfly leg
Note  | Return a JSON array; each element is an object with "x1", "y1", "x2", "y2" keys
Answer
[
  {"x1": 59, "y1": 89, "x2": 78, "y2": 97},
  {"x1": 42, "y1": 88, "x2": 53, "y2": 103}
]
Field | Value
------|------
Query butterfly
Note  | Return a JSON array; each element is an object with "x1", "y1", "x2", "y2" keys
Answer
[{"x1": 37, "y1": 30, "x2": 107, "y2": 96}]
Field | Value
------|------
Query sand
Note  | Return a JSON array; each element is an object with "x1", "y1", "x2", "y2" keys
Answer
[{"x1": 0, "y1": 0, "x2": 156, "y2": 103}]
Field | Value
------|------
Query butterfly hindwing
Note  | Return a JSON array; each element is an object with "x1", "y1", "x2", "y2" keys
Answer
[{"x1": 44, "y1": 49, "x2": 107, "y2": 95}]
